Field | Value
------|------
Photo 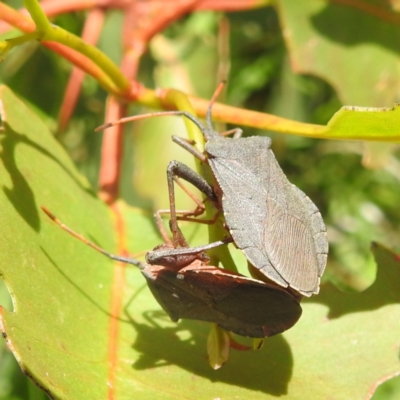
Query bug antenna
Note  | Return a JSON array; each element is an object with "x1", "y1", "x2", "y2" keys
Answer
[
  {"x1": 95, "y1": 110, "x2": 208, "y2": 139},
  {"x1": 206, "y1": 81, "x2": 226, "y2": 135},
  {"x1": 41, "y1": 207, "x2": 146, "y2": 271}
]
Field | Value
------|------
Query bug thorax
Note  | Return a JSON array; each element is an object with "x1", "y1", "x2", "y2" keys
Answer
[
  {"x1": 203, "y1": 127, "x2": 221, "y2": 141},
  {"x1": 146, "y1": 243, "x2": 210, "y2": 269}
]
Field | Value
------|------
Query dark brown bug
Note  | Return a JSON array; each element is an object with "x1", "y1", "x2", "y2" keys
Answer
[{"x1": 41, "y1": 207, "x2": 302, "y2": 338}]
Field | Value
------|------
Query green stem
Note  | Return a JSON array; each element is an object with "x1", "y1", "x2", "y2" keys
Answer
[
  {"x1": 18, "y1": 0, "x2": 129, "y2": 93},
  {"x1": 43, "y1": 24, "x2": 129, "y2": 91},
  {"x1": 23, "y1": 0, "x2": 50, "y2": 34},
  {"x1": 0, "y1": 32, "x2": 38, "y2": 60},
  {"x1": 6, "y1": 32, "x2": 38, "y2": 46},
  {"x1": 162, "y1": 89, "x2": 205, "y2": 191},
  {"x1": 163, "y1": 89, "x2": 204, "y2": 152}
]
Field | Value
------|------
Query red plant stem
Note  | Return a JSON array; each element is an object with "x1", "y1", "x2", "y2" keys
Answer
[
  {"x1": 97, "y1": 4, "x2": 137, "y2": 205},
  {"x1": 44, "y1": 41, "x2": 119, "y2": 93},
  {"x1": 134, "y1": 0, "x2": 199, "y2": 48},
  {"x1": 38, "y1": 0, "x2": 124, "y2": 16},
  {"x1": 98, "y1": 0, "x2": 201, "y2": 203},
  {"x1": 106, "y1": 202, "x2": 128, "y2": 400},
  {"x1": 58, "y1": 8, "x2": 105, "y2": 130},
  {"x1": 195, "y1": 0, "x2": 270, "y2": 11},
  {"x1": 0, "y1": 3, "x2": 35, "y2": 33},
  {"x1": 0, "y1": 4, "x2": 121, "y2": 94},
  {"x1": 99, "y1": 96, "x2": 126, "y2": 204},
  {"x1": 0, "y1": 0, "x2": 131, "y2": 34},
  {"x1": 119, "y1": 4, "x2": 141, "y2": 79}
]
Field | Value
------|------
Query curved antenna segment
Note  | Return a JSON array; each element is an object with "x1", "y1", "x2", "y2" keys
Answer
[
  {"x1": 205, "y1": 81, "x2": 226, "y2": 138},
  {"x1": 96, "y1": 110, "x2": 208, "y2": 139}
]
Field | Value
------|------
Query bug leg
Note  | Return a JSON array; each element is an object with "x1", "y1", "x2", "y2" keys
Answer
[
  {"x1": 153, "y1": 209, "x2": 174, "y2": 246},
  {"x1": 176, "y1": 209, "x2": 221, "y2": 225},
  {"x1": 220, "y1": 127, "x2": 243, "y2": 139},
  {"x1": 154, "y1": 206, "x2": 221, "y2": 255},
  {"x1": 146, "y1": 237, "x2": 232, "y2": 267},
  {"x1": 166, "y1": 160, "x2": 217, "y2": 247},
  {"x1": 171, "y1": 135, "x2": 207, "y2": 162}
]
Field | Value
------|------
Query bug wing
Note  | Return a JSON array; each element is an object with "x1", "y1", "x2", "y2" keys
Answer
[
  {"x1": 290, "y1": 185, "x2": 328, "y2": 278},
  {"x1": 207, "y1": 138, "x2": 285, "y2": 283},
  {"x1": 143, "y1": 264, "x2": 302, "y2": 337},
  {"x1": 209, "y1": 272, "x2": 302, "y2": 337},
  {"x1": 142, "y1": 264, "x2": 212, "y2": 323},
  {"x1": 262, "y1": 153, "x2": 328, "y2": 295}
]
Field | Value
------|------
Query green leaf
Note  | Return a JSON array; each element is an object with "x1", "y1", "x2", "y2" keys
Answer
[
  {"x1": 323, "y1": 104, "x2": 400, "y2": 141},
  {"x1": 0, "y1": 86, "x2": 399, "y2": 399},
  {"x1": 0, "y1": 84, "x2": 118, "y2": 399},
  {"x1": 277, "y1": 0, "x2": 400, "y2": 106}
]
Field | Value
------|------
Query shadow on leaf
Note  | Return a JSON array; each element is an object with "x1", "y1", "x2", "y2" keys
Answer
[
  {"x1": 42, "y1": 248, "x2": 132, "y2": 323},
  {"x1": 127, "y1": 309, "x2": 294, "y2": 396},
  {"x1": 0, "y1": 127, "x2": 96, "y2": 232},
  {"x1": 311, "y1": 3, "x2": 400, "y2": 55},
  {"x1": 0, "y1": 128, "x2": 40, "y2": 231},
  {"x1": 306, "y1": 242, "x2": 400, "y2": 318}
]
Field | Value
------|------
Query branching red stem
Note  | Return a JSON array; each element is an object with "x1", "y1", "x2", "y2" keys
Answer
[{"x1": 58, "y1": 8, "x2": 106, "y2": 130}]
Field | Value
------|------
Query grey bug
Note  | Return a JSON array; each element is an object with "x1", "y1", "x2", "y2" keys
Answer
[
  {"x1": 205, "y1": 134, "x2": 328, "y2": 296},
  {"x1": 98, "y1": 83, "x2": 328, "y2": 296}
]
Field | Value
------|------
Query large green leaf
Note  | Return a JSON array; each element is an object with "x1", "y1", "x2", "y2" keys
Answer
[
  {"x1": 0, "y1": 84, "x2": 118, "y2": 399},
  {"x1": 0, "y1": 86, "x2": 399, "y2": 399},
  {"x1": 277, "y1": 0, "x2": 400, "y2": 106}
]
